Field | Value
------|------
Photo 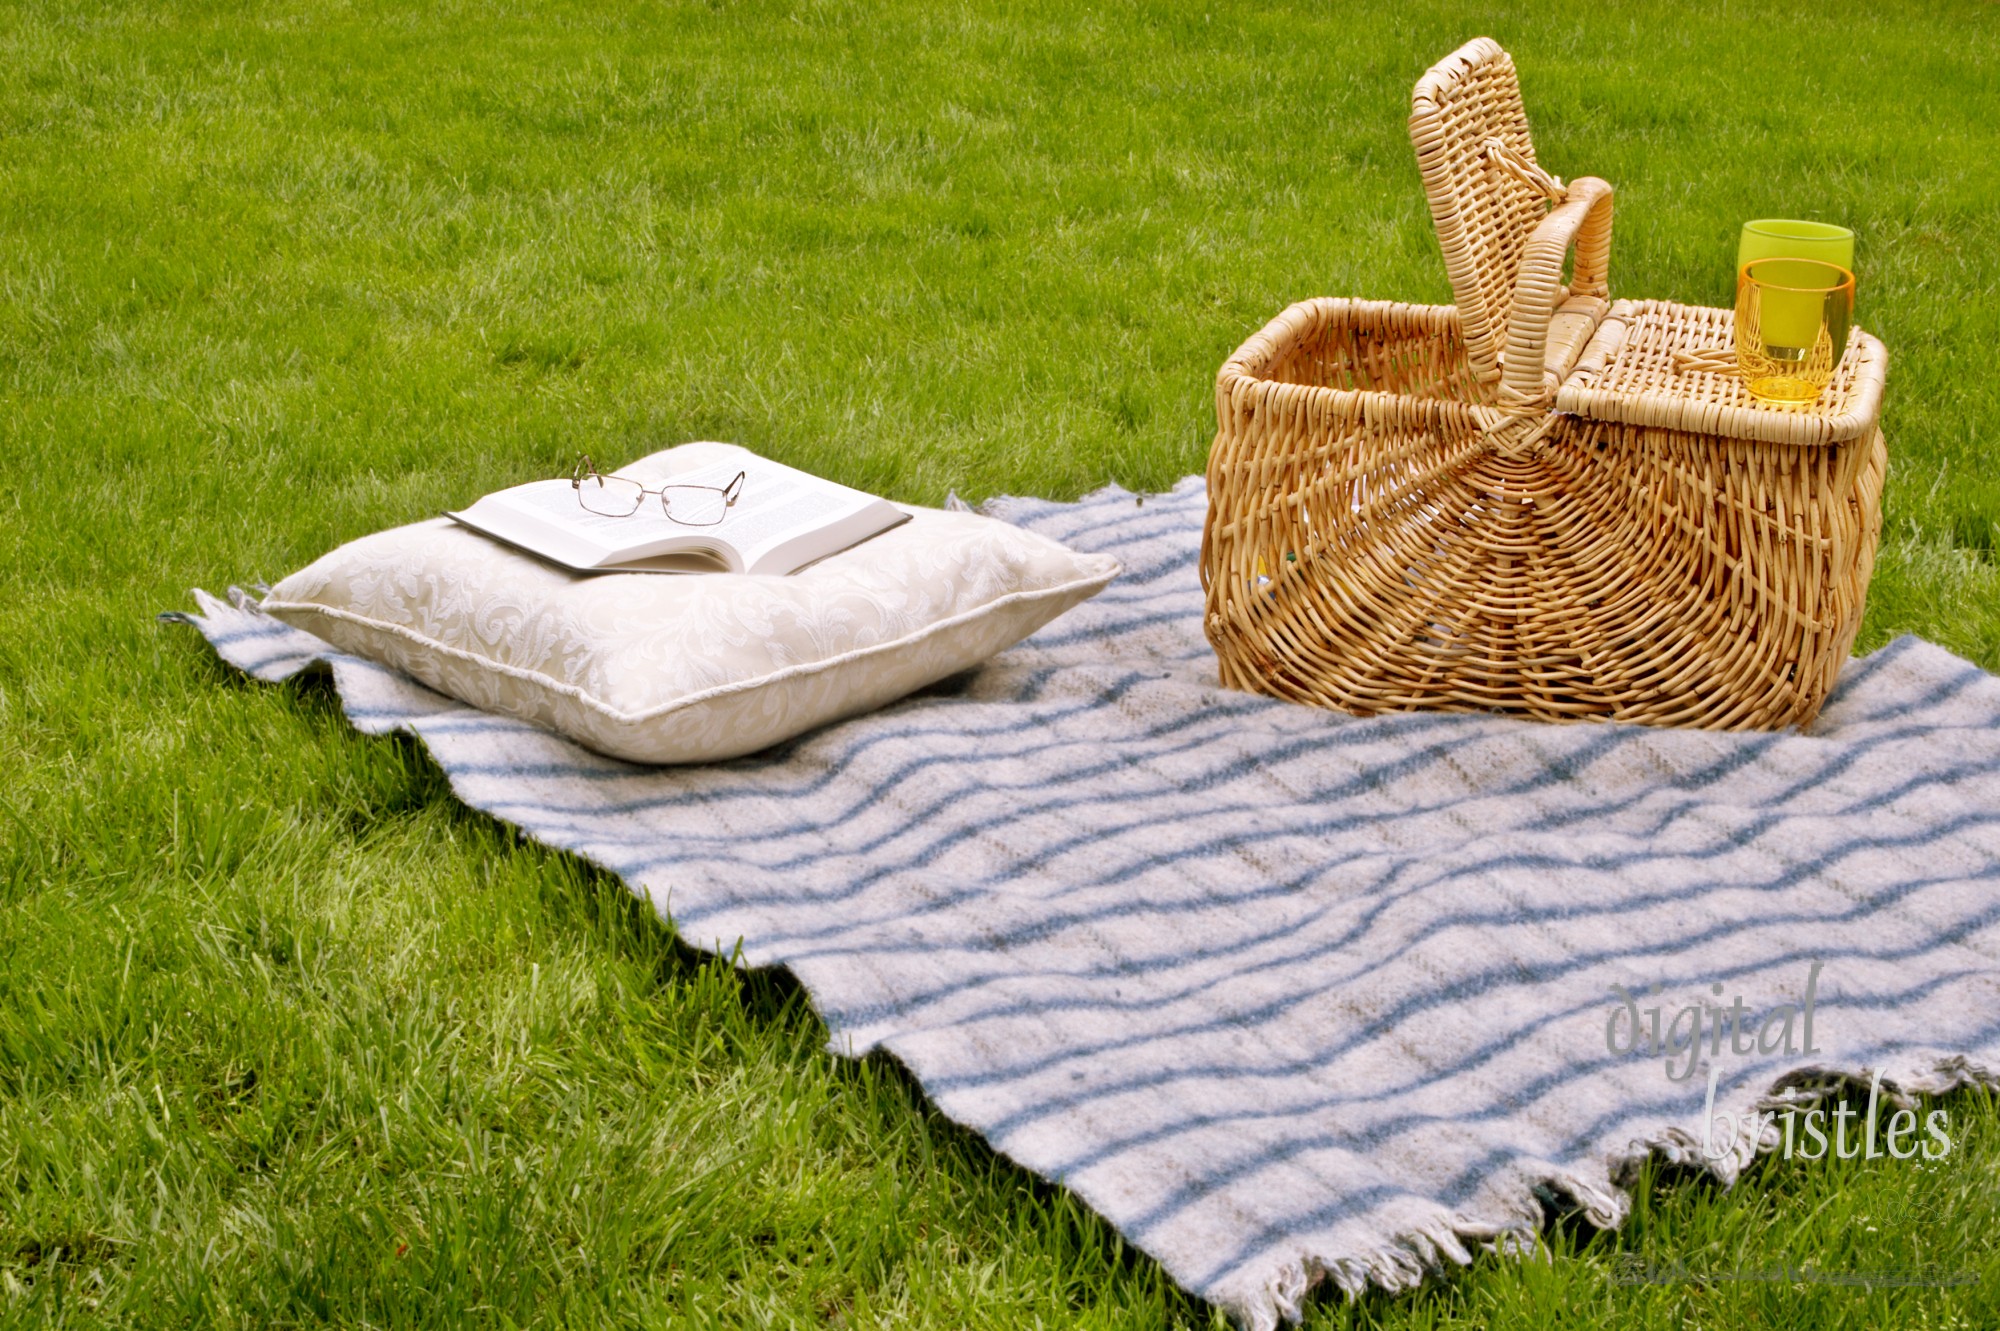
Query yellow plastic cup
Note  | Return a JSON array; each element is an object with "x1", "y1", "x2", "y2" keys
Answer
[{"x1": 1735, "y1": 257, "x2": 1853, "y2": 406}]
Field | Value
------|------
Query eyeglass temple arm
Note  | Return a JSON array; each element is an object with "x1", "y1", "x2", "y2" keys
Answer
[{"x1": 722, "y1": 471, "x2": 746, "y2": 504}]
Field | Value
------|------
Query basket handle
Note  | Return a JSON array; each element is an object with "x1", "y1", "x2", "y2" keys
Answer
[{"x1": 1497, "y1": 175, "x2": 1614, "y2": 411}]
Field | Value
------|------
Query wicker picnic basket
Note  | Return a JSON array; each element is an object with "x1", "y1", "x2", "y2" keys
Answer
[{"x1": 1200, "y1": 38, "x2": 1887, "y2": 731}]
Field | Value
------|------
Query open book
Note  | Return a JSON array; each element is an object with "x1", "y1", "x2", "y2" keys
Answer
[{"x1": 447, "y1": 453, "x2": 909, "y2": 575}]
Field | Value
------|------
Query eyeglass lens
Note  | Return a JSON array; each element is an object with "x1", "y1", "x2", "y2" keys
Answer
[
  {"x1": 575, "y1": 474, "x2": 647, "y2": 517},
  {"x1": 659, "y1": 485, "x2": 730, "y2": 526}
]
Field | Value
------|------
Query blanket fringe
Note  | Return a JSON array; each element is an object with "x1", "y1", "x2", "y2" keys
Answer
[{"x1": 1231, "y1": 1052, "x2": 2000, "y2": 1330}]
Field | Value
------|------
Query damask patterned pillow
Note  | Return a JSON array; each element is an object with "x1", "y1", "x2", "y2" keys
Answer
[{"x1": 263, "y1": 444, "x2": 1120, "y2": 763}]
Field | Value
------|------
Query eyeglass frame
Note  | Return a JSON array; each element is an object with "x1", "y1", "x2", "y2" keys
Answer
[{"x1": 569, "y1": 455, "x2": 746, "y2": 527}]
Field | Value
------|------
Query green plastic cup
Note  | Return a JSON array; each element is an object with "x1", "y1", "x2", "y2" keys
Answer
[
  {"x1": 1737, "y1": 220, "x2": 1855, "y2": 367},
  {"x1": 1738, "y1": 219, "x2": 1855, "y2": 272}
]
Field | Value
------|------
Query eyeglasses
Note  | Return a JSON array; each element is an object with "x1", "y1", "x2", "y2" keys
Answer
[{"x1": 570, "y1": 456, "x2": 746, "y2": 527}]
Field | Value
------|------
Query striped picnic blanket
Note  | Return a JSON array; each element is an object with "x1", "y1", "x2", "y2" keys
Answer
[{"x1": 176, "y1": 478, "x2": 2000, "y2": 1329}]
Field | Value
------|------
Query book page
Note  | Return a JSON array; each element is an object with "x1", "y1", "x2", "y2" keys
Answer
[
  {"x1": 494, "y1": 479, "x2": 677, "y2": 553},
  {"x1": 455, "y1": 454, "x2": 895, "y2": 575},
  {"x1": 712, "y1": 468, "x2": 874, "y2": 565}
]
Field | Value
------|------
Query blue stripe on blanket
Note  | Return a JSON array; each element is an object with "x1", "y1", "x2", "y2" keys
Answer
[{"x1": 172, "y1": 482, "x2": 2000, "y2": 1330}]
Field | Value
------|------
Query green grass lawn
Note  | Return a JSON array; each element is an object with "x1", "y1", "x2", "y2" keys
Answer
[{"x1": 4, "y1": 0, "x2": 1998, "y2": 1325}]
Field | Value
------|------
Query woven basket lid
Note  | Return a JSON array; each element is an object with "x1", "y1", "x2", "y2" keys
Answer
[
  {"x1": 1557, "y1": 300, "x2": 1888, "y2": 446},
  {"x1": 1409, "y1": 38, "x2": 1561, "y2": 386}
]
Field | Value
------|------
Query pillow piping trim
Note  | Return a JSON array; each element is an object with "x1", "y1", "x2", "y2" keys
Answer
[{"x1": 260, "y1": 560, "x2": 1120, "y2": 727}]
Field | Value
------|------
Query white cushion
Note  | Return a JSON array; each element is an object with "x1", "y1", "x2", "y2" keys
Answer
[{"x1": 262, "y1": 443, "x2": 1120, "y2": 763}]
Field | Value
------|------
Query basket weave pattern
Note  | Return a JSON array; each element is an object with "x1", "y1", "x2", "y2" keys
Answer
[{"x1": 1200, "y1": 40, "x2": 1887, "y2": 731}]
